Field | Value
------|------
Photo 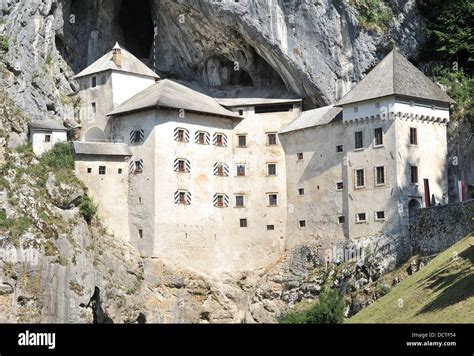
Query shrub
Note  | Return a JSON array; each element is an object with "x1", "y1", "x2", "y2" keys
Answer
[
  {"x1": 79, "y1": 196, "x2": 97, "y2": 224},
  {"x1": 279, "y1": 289, "x2": 345, "y2": 324},
  {"x1": 350, "y1": 0, "x2": 393, "y2": 32},
  {"x1": 1, "y1": 37, "x2": 9, "y2": 51},
  {"x1": 41, "y1": 142, "x2": 74, "y2": 169}
]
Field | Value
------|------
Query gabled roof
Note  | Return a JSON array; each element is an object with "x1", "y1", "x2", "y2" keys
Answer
[
  {"x1": 336, "y1": 50, "x2": 454, "y2": 106},
  {"x1": 74, "y1": 43, "x2": 159, "y2": 80},
  {"x1": 72, "y1": 142, "x2": 132, "y2": 156},
  {"x1": 30, "y1": 119, "x2": 68, "y2": 131},
  {"x1": 280, "y1": 106, "x2": 342, "y2": 134},
  {"x1": 108, "y1": 79, "x2": 240, "y2": 119}
]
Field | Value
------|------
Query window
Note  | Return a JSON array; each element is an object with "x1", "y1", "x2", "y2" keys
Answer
[
  {"x1": 297, "y1": 152, "x2": 304, "y2": 160},
  {"x1": 375, "y1": 211, "x2": 385, "y2": 221},
  {"x1": 87, "y1": 167, "x2": 92, "y2": 174},
  {"x1": 217, "y1": 164, "x2": 224, "y2": 176},
  {"x1": 118, "y1": 168, "x2": 123, "y2": 174},
  {"x1": 376, "y1": 166, "x2": 386, "y2": 185},
  {"x1": 338, "y1": 216, "x2": 345, "y2": 224},
  {"x1": 336, "y1": 181, "x2": 344, "y2": 191},
  {"x1": 91, "y1": 102, "x2": 97, "y2": 114},
  {"x1": 267, "y1": 225, "x2": 275, "y2": 231},
  {"x1": 268, "y1": 194, "x2": 278, "y2": 206},
  {"x1": 216, "y1": 195, "x2": 224, "y2": 207},
  {"x1": 238, "y1": 135, "x2": 247, "y2": 147},
  {"x1": 267, "y1": 133, "x2": 277, "y2": 145},
  {"x1": 44, "y1": 134, "x2": 51, "y2": 143},
  {"x1": 99, "y1": 166, "x2": 106, "y2": 175},
  {"x1": 214, "y1": 162, "x2": 228, "y2": 177},
  {"x1": 237, "y1": 164, "x2": 246, "y2": 177},
  {"x1": 255, "y1": 104, "x2": 293, "y2": 114},
  {"x1": 235, "y1": 195, "x2": 245, "y2": 208},
  {"x1": 238, "y1": 109, "x2": 244, "y2": 116},
  {"x1": 135, "y1": 161, "x2": 143, "y2": 174},
  {"x1": 216, "y1": 134, "x2": 223, "y2": 146},
  {"x1": 411, "y1": 166, "x2": 418, "y2": 184},
  {"x1": 355, "y1": 169, "x2": 365, "y2": 188},
  {"x1": 198, "y1": 132, "x2": 206, "y2": 144},
  {"x1": 240, "y1": 219, "x2": 248, "y2": 228},
  {"x1": 179, "y1": 192, "x2": 186, "y2": 204},
  {"x1": 175, "y1": 190, "x2": 191, "y2": 205},
  {"x1": 374, "y1": 128, "x2": 383, "y2": 146},
  {"x1": 299, "y1": 220, "x2": 306, "y2": 228},
  {"x1": 298, "y1": 188, "x2": 305, "y2": 196},
  {"x1": 267, "y1": 163, "x2": 277, "y2": 176},
  {"x1": 91, "y1": 76, "x2": 97, "y2": 88},
  {"x1": 138, "y1": 229, "x2": 143, "y2": 239},
  {"x1": 375, "y1": 102, "x2": 380, "y2": 109},
  {"x1": 177, "y1": 129, "x2": 185, "y2": 142},
  {"x1": 131, "y1": 130, "x2": 144, "y2": 143},
  {"x1": 410, "y1": 127, "x2": 418, "y2": 145},
  {"x1": 178, "y1": 160, "x2": 186, "y2": 172},
  {"x1": 336, "y1": 145, "x2": 344, "y2": 153},
  {"x1": 354, "y1": 106, "x2": 359, "y2": 113},
  {"x1": 355, "y1": 131, "x2": 363, "y2": 149},
  {"x1": 356, "y1": 213, "x2": 367, "y2": 223}
]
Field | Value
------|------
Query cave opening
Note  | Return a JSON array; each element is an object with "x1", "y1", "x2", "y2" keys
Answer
[
  {"x1": 118, "y1": 0, "x2": 154, "y2": 59},
  {"x1": 205, "y1": 56, "x2": 254, "y2": 87}
]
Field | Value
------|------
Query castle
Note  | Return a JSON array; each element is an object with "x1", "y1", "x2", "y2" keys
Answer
[{"x1": 34, "y1": 44, "x2": 453, "y2": 275}]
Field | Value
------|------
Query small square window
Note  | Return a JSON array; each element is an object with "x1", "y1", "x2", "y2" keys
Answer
[
  {"x1": 177, "y1": 129, "x2": 185, "y2": 142},
  {"x1": 237, "y1": 164, "x2": 246, "y2": 177},
  {"x1": 118, "y1": 168, "x2": 123, "y2": 174},
  {"x1": 298, "y1": 188, "x2": 305, "y2": 196},
  {"x1": 91, "y1": 76, "x2": 97, "y2": 88},
  {"x1": 356, "y1": 213, "x2": 367, "y2": 223},
  {"x1": 238, "y1": 135, "x2": 247, "y2": 147},
  {"x1": 336, "y1": 181, "x2": 344, "y2": 190},
  {"x1": 297, "y1": 152, "x2": 304, "y2": 160},
  {"x1": 99, "y1": 166, "x2": 106, "y2": 175},
  {"x1": 45, "y1": 134, "x2": 51, "y2": 143},
  {"x1": 216, "y1": 195, "x2": 224, "y2": 207},
  {"x1": 216, "y1": 134, "x2": 224, "y2": 146},
  {"x1": 87, "y1": 167, "x2": 92, "y2": 174},
  {"x1": 198, "y1": 132, "x2": 206, "y2": 144},
  {"x1": 267, "y1": 225, "x2": 275, "y2": 231},
  {"x1": 354, "y1": 106, "x2": 359, "y2": 113},
  {"x1": 375, "y1": 211, "x2": 385, "y2": 220},
  {"x1": 267, "y1": 163, "x2": 277, "y2": 176},
  {"x1": 216, "y1": 164, "x2": 225, "y2": 176},
  {"x1": 178, "y1": 160, "x2": 186, "y2": 172},
  {"x1": 267, "y1": 133, "x2": 277, "y2": 145},
  {"x1": 336, "y1": 145, "x2": 344, "y2": 153},
  {"x1": 338, "y1": 216, "x2": 345, "y2": 224},
  {"x1": 235, "y1": 195, "x2": 245, "y2": 208},
  {"x1": 240, "y1": 218, "x2": 248, "y2": 228},
  {"x1": 268, "y1": 194, "x2": 278, "y2": 206},
  {"x1": 299, "y1": 220, "x2": 306, "y2": 228},
  {"x1": 238, "y1": 109, "x2": 244, "y2": 116}
]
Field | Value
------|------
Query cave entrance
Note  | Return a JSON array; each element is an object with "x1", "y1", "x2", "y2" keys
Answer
[{"x1": 118, "y1": 0, "x2": 154, "y2": 60}]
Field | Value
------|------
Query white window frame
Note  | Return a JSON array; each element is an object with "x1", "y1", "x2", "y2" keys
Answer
[
  {"x1": 375, "y1": 211, "x2": 386, "y2": 221},
  {"x1": 375, "y1": 165, "x2": 386, "y2": 186},
  {"x1": 356, "y1": 212, "x2": 367, "y2": 223},
  {"x1": 354, "y1": 168, "x2": 366, "y2": 189}
]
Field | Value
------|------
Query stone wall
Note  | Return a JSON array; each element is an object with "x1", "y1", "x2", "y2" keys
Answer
[{"x1": 410, "y1": 200, "x2": 474, "y2": 255}]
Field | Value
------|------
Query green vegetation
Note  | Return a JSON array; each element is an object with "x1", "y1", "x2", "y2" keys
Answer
[
  {"x1": 1, "y1": 37, "x2": 9, "y2": 51},
  {"x1": 79, "y1": 196, "x2": 97, "y2": 224},
  {"x1": 348, "y1": 234, "x2": 474, "y2": 323},
  {"x1": 45, "y1": 53, "x2": 52, "y2": 66},
  {"x1": 0, "y1": 209, "x2": 31, "y2": 246},
  {"x1": 350, "y1": 0, "x2": 393, "y2": 32},
  {"x1": 41, "y1": 142, "x2": 74, "y2": 169},
  {"x1": 279, "y1": 289, "x2": 344, "y2": 324}
]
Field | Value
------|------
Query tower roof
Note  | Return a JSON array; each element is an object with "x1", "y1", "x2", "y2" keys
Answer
[
  {"x1": 74, "y1": 43, "x2": 159, "y2": 80},
  {"x1": 107, "y1": 79, "x2": 240, "y2": 119},
  {"x1": 336, "y1": 50, "x2": 454, "y2": 106}
]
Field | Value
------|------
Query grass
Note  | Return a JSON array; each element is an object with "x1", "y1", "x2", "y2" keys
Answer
[{"x1": 348, "y1": 234, "x2": 474, "y2": 323}]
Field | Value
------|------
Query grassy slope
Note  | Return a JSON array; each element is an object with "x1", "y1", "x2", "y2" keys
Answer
[{"x1": 348, "y1": 234, "x2": 474, "y2": 323}]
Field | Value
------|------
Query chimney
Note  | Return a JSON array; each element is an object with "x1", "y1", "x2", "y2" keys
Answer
[{"x1": 112, "y1": 42, "x2": 122, "y2": 67}]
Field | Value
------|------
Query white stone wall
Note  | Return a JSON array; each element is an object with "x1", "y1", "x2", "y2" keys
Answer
[
  {"x1": 30, "y1": 130, "x2": 67, "y2": 156},
  {"x1": 111, "y1": 72, "x2": 156, "y2": 106},
  {"x1": 74, "y1": 155, "x2": 130, "y2": 242},
  {"x1": 112, "y1": 103, "x2": 300, "y2": 275}
]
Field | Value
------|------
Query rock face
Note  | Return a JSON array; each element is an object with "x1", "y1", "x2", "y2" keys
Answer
[{"x1": 0, "y1": 0, "x2": 423, "y2": 125}]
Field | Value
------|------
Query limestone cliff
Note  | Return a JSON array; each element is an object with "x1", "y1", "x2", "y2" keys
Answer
[{"x1": 0, "y1": 0, "x2": 428, "y2": 323}]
